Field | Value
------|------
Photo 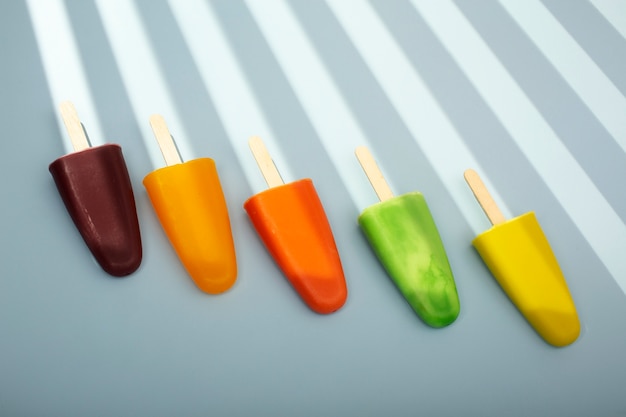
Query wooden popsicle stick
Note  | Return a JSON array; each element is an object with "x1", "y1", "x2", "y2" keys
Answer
[
  {"x1": 59, "y1": 101, "x2": 90, "y2": 152},
  {"x1": 464, "y1": 169, "x2": 506, "y2": 226},
  {"x1": 248, "y1": 136, "x2": 284, "y2": 188},
  {"x1": 355, "y1": 146, "x2": 394, "y2": 202},
  {"x1": 149, "y1": 114, "x2": 182, "y2": 166}
]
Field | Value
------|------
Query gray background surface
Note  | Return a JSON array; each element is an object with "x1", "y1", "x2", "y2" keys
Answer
[{"x1": 1, "y1": 1, "x2": 625, "y2": 416}]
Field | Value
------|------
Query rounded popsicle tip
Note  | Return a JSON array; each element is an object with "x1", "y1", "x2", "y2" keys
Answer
[
  {"x1": 419, "y1": 303, "x2": 460, "y2": 328},
  {"x1": 403, "y1": 271, "x2": 460, "y2": 328},
  {"x1": 179, "y1": 228, "x2": 237, "y2": 294},
  {"x1": 171, "y1": 239, "x2": 237, "y2": 294},
  {"x1": 296, "y1": 273, "x2": 348, "y2": 315},
  {"x1": 188, "y1": 263, "x2": 238, "y2": 295},
  {"x1": 95, "y1": 239, "x2": 143, "y2": 277},
  {"x1": 525, "y1": 309, "x2": 581, "y2": 347}
]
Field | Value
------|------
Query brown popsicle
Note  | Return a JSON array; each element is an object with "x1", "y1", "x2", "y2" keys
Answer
[{"x1": 49, "y1": 101, "x2": 142, "y2": 277}]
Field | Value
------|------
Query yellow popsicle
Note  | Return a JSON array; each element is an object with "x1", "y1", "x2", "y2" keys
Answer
[
  {"x1": 465, "y1": 169, "x2": 580, "y2": 347},
  {"x1": 143, "y1": 115, "x2": 236, "y2": 294}
]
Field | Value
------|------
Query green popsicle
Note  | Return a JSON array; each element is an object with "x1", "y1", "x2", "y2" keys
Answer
[{"x1": 356, "y1": 147, "x2": 460, "y2": 327}]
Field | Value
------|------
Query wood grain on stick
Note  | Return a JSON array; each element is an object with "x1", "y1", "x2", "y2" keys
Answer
[
  {"x1": 249, "y1": 136, "x2": 284, "y2": 188},
  {"x1": 464, "y1": 169, "x2": 506, "y2": 225},
  {"x1": 355, "y1": 146, "x2": 394, "y2": 202},
  {"x1": 149, "y1": 114, "x2": 182, "y2": 166},
  {"x1": 59, "y1": 101, "x2": 90, "y2": 152}
]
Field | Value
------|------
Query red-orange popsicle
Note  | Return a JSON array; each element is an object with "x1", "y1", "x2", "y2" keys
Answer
[{"x1": 243, "y1": 136, "x2": 347, "y2": 314}]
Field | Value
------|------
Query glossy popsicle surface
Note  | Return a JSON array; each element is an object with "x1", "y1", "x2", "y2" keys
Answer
[
  {"x1": 465, "y1": 169, "x2": 580, "y2": 347},
  {"x1": 359, "y1": 192, "x2": 459, "y2": 327},
  {"x1": 50, "y1": 102, "x2": 142, "y2": 277},
  {"x1": 144, "y1": 158, "x2": 236, "y2": 293},
  {"x1": 143, "y1": 115, "x2": 236, "y2": 294},
  {"x1": 245, "y1": 179, "x2": 347, "y2": 314},
  {"x1": 473, "y1": 212, "x2": 579, "y2": 347},
  {"x1": 355, "y1": 147, "x2": 459, "y2": 327},
  {"x1": 244, "y1": 136, "x2": 347, "y2": 314}
]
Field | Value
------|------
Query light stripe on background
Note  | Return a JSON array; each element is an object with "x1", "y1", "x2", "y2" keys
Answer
[
  {"x1": 168, "y1": 0, "x2": 294, "y2": 194},
  {"x1": 590, "y1": 0, "x2": 626, "y2": 40},
  {"x1": 94, "y1": 0, "x2": 192, "y2": 170},
  {"x1": 28, "y1": 0, "x2": 625, "y2": 293},
  {"x1": 326, "y1": 0, "x2": 510, "y2": 234},
  {"x1": 500, "y1": 0, "x2": 626, "y2": 153},
  {"x1": 245, "y1": 0, "x2": 373, "y2": 210},
  {"x1": 541, "y1": 0, "x2": 626, "y2": 98},
  {"x1": 410, "y1": 0, "x2": 626, "y2": 292},
  {"x1": 26, "y1": 0, "x2": 104, "y2": 153}
]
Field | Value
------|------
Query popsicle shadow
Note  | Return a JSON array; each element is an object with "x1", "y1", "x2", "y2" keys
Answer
[
  {"x1": 168, "y1": 134, "x2": 183, "y2": 160},
  {"x1": 80, "y1": 122, "x2": 93, "y2": 148}
]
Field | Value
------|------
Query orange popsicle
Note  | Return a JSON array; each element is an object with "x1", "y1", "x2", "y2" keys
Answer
[
  {"x1": 143, "y1": 115, "x2": 236, "y2": 294},
  {"x1": 243, "y1": 136, "x2": 347, "y2": 314},
  {"x1": 464, "y1": 169, "x2": 580, "y2": 347}
]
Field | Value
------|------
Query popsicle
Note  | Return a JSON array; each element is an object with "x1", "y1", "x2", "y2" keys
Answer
[
  {"x1": 49, "y1": 101, "x2": 142, "y2": 277},
  {"x1": 243, "y1": 136, "x2": 347, "y2": 314},
  {"x1": 464, "y1": 169, "x2": 580, "y2": 347},
  {"x1": 355, "y1": 146, "x2": 460, "y2": 327},
  {"x1": 142, "y1": 115, "x2": 236, "y2": 294}
]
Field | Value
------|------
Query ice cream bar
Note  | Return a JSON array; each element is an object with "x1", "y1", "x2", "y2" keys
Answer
[
  {"x1": 243, "y1": 136, "x2": 347, "y2": 314},
  {"x1": 143, "y1": 115, "x2": 236, "y2": 294},
  {"x1": 355, "y1": 146, "x2": 460, "y2": 327},
  {"x1": 464, "y1": 169, "x2": 580, "y2": 347},
  {"x1": 49, "y1": 101, "x2": 142, "y2": 277}
]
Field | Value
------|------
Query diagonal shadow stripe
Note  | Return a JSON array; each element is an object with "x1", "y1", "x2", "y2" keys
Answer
[
  {"x1": 542, "y1": 0, "x2": 626, "y2": 97},
  {"x1": 455, "y1": 0, "x2": 626, "y2": 224},
  {"x1": 208, "y1": 1, "x2": 356, "y2": 216},
  {"x1": 64, "y1": 0, "x2": 153, "y2": 183},
  {"x1": 134, "y1": 0, "x2": 252, "y2": 199},
  {"x1": 369, "y1": 0, "x2": 623, "y2": 302},
  {"x1": 285, "y1": 0, "x2": 478, "y2": 268},
  {"x1": 208, "y1": 0, "x2": 397, "y2": 305}
]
